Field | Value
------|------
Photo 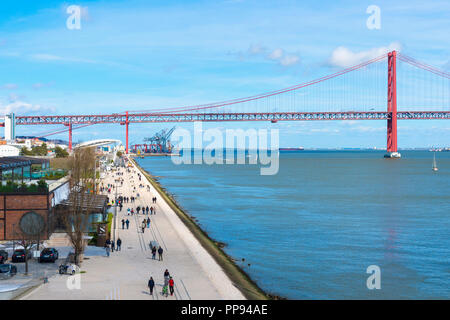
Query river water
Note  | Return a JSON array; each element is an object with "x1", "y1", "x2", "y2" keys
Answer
[{"x1": 137, "y1": 151, "x2": 449, "y2": 299}]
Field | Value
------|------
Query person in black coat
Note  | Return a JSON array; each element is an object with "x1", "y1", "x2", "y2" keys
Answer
[
  {"x1": 117, "y1": 238, "x2": 122, "y2": 251},
  {"x1": 148, "y1": 277, "x2": 155, "y2": 295},
  {"x1": 158, "y1": 246, "x2": 164, "y2": 261}
]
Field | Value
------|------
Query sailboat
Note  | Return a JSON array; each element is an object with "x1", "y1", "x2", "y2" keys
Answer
[{"x1": 432, "y1": 153, "x2": 438, "y2": 172}]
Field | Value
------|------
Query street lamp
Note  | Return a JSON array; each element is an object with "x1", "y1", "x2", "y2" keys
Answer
[{"x1": 112, "y1": 177, "x2": 122, "y2": 244}]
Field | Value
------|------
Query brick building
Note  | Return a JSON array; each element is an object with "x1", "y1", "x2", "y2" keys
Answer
[
  {"x1": 0, "y1": 156, "x2": 70, "y2": 240},
  {"x1": 0, "y1": 193, "x2": 53, "y2": 240}
]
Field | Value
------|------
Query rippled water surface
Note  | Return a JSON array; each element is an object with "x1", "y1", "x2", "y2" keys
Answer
[{"x1": 137, "y1": 151, "x2": 450, "y2": 299}]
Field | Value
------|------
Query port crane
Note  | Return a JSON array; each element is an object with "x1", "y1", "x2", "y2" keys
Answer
[{"x1": 132, "y1": 126, "x2": 176, "y2": 154}]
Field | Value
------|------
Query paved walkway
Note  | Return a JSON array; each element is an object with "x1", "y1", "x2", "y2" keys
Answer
[{"x1": 24, "y1": 160, "x2": 245, "y2": 300}]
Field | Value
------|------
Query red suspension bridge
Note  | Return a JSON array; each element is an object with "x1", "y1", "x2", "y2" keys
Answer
[{"x1": 4, "y1": 51, "x2": 450, "y2": 156}]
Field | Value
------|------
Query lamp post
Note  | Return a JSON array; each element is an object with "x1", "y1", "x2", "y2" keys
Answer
[
  {"x1": 113, "y1": 181, "x2": 118, "y2": 243},
  {"x1": 12, "y1": 223, "x2": 16, "y2": 251},
  {"x1": 94, "y1": 156, "x2": 97, "y2": 194}
]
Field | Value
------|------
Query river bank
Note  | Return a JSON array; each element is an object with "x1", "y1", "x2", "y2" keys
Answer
[
  {"x1": 24, "y1": 160, "x2": 245, "y2": 300},
  {"x1": 130, "y1": 157, "x2": 270, "y2": 300}
]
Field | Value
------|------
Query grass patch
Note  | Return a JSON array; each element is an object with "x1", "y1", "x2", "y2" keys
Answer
[
  {"x1": 50, "y1": 157, "x2": 71, "y2": 170},
  {"x1": 106, "y1": 212, "x2": 113, "y2": 236}
]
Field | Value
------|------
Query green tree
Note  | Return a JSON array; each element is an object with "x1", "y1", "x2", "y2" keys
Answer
[
  {"x1": 55, "y1": 146, "x2": 69, "y2": 158},
  {"x1": 20, "y1": 146, "x2": 33, "y2": 156}
]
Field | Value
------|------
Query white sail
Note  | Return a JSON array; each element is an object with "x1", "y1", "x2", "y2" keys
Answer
[{"x1": 432, "y1": 153, "x2": 438, "y2": 171}]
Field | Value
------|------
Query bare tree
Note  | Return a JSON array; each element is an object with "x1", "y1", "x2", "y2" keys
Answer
[
  {"x1": 13, "y1": 211, "x2": 46, "y2": 275},
  {"x1": 13, "y1": 229, "x2": 36, "y2": 275},
  {"x1": 62, "y1": 147, "x2": 97, "y2": 266}
]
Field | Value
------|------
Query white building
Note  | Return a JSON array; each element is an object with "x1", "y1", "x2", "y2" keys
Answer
[
  {"x1": 0, "y1": 145, "x2": 20, "y2": 157},
  {"x1": 4, "y1": 113, "x2": 16, "y2": 141}
]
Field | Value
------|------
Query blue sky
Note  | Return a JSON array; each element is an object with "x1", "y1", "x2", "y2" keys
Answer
[{"x1": 0, "y1": 0, "x2": 449, "y2": 148}]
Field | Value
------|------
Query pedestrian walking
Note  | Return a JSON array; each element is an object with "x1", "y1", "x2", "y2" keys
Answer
[
  {"x1": 158, "y1": 246, "x2": 164, "y2": 261},
  {"x1": 141, "y1": 220, "x2": 146, "y2": 233},
  {"x1": 151, "y1": 246, "x2": 156, "y2": 259},
  {"x1": 162, "y1": 283, "x2": 168, "y2": 297},
  {"x1": 146, "y1": 206, "x2": 149, "y2": 214},
  {"x1": 162, "y1": 274, "x2": 169, "y2": 297},
  {"x1": 150, "y1": 206, "x2": 153, "y2": 215},
  {"x1": 148, "y1": 277, "x2": 155, "y2": 295},
  {"x1": 105, "y1": 244, "x2": 111, "y2": 257},
  {"x1": 121, "y1": 219, "x2": 125, "y2": 229},
  {"x1": 111, "y1": 240, "x2": 115, "y2": 252},
  {"x1": 126, "y1": 219, "x2": 130, "y2": 229},
  {"x1": 117, "y1": 238, "x2": 122, "y2": 251},
  {"x1": 169, "y1": 277, "x2": 174, "y2": 296},
  {"x1": 146, "y1": 217, "x2": 150, "y2": 228}
]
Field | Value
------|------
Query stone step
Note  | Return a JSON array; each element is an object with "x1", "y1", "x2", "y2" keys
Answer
[{"x1": 45, "y1": 233, "x2": 72, "y2": 247}]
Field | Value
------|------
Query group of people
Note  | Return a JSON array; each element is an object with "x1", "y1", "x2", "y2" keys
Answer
[
  {"x1": 104, "y1": 238, "x2": 123, "y2": 257},
  {"x1": 150, "y1": 245, "x2": 164, "y2": 261},
  {"x1": 124, "y1": 205, "x2": 157, "y2": 216},
  {"x1": 147, "y1": 269, "x2": 175, "y2": 297},
  {"x1": 102, "y1": 164, "x2": 177, "y2": 299},
  {"x1": 141, "y1": 217, "x2": 151, "y2": 233},
  {"x1": 121, "y1": 218, "x2": 130, "y2": 229},
  {"x1": 120, "y1": 196, "x2": 136, "y2": 203}
]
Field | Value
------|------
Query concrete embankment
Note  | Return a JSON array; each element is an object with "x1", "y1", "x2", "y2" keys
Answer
[{"x1": 130, "y1": 157, "x2": 269, "y2": 300}]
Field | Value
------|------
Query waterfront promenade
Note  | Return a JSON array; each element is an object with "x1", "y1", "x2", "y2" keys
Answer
[{"x1": 23, "y1": 160, "x2": 245, "y2": 300}]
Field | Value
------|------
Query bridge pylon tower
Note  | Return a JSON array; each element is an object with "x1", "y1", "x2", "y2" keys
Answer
[{"x1": 385, "y1": 50, "x2": 400, "y2": 158}]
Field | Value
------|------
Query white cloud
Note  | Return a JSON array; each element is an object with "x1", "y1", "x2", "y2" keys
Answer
[
  {"x1": 8, "y1": 93, "x2": 21, "y2": 102},
  {"x1": 248, "y1": 44, "x2": 266, "y2": 55},
  {"x1": 328, "y1": 42, "x2": 402, "y2": 68},
  {"x1": 30, "y1": 53, "x2": 64, "y2": 61},
  {"x1": 32, "y1": 82, "x2": 53, "y2": 89},
  {"x1": 280, "y1": 55, "x2": 300, "y2": 66},
  {"x1": 311, "y1": 128, "x2": 340, "y2": 133},
  {"x1": 350, "y1": 126, "x2": 385, "y2": 133},
  {"x1": 0, "y1": 100, "x2": 55, "y2": 115},
  {"x1": 236, "y1": 45, "x2": 300, "y2": 67},
  {"x1": 1, "y1": 83, "x2": 18, "y2": 90},
  {"x1": 30, "y1": 53, "x2": 96, "y2": 64},
  {"x1": 268, "y1": 48, "x2": 284, "y2": 60},
  {"x1": 268, "y1": 48, "x2": 300, "y2": 67}
]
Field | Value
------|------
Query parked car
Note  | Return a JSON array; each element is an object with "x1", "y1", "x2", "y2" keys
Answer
[
  {"x1": 0, "y1": 250, "x2": 8, "y2": 264},
  {"x1": 39, "y1": 248, "x2": 59, "y2": 263},
  {"x1": 11, "y1": 249, "x2": 32, "y2": 263},
  {"x1": 0, "y1": 264, "x2": 17, "y2": 278}
]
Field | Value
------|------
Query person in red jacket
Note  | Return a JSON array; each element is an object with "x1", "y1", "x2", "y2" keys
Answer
[{"x1": 168, "y1": 277, "x2": 174, "y2": 296}]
